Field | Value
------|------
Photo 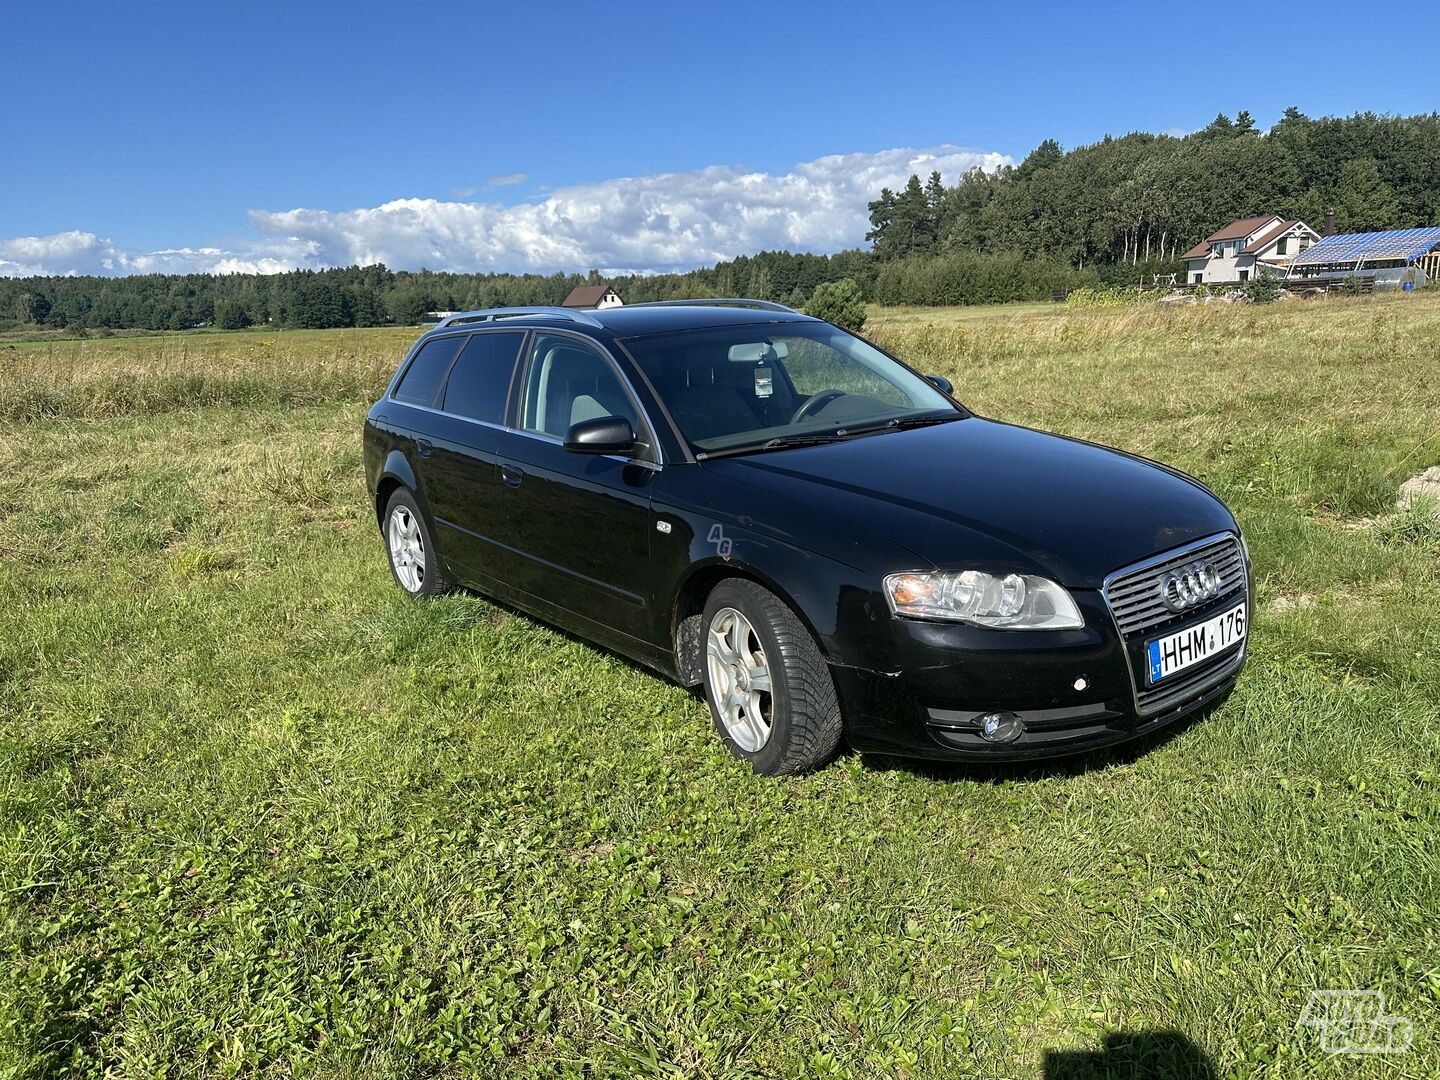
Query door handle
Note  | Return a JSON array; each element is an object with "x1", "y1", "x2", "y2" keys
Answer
[
  {"x1": 501, "y1": 464, "x2": 524, "y2": 488},
  {"x1": 416, "y1": 438, "x2": 433, "y2": 458}
]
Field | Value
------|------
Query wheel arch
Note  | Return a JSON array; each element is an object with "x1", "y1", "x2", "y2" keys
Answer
[
  {"x1": 670, "y1": 558, "x2": 832, "y2": 687},
  {"x1": 373, "y1": 450, "x2": 422, "y2": 528}
]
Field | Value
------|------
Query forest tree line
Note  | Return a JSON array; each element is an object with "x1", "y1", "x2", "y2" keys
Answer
[
  {"x1": 0, "y1": 252, "x2": 874, "y2": 333},
  {"x1": 866, "y1": 108, "x2": 1440, "y2": 267},
  {"x1": 3, "y1": 107, "x2": 1437, "y2": 329}
]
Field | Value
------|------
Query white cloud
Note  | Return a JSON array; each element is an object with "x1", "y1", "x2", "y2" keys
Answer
[
  {"x1": 0, "y1": 145, "x2": 1011, "y2": 278},
  {"x1": 0, "y1": 229, "x2": 319, "y2": 277},
  {"x1": 485, "y1": 172, "x2": 527, "y2": 189},
  {"x1": 451, "y1": 186, "x2": 477, "y2": 198}
]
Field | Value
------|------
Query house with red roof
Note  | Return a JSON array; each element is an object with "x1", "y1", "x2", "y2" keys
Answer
[
  {"x1": 1181, "y1": 215, "x2": 1321, "y2": 285},
  {"x1": 561, "y1": 284, "x2": 624, "y2": 309}
]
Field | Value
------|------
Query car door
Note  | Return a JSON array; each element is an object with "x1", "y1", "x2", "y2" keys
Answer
[
  {"x1": 418, "y1": 329, "x2": 529, "y2": 587},
  {"x1": 493, "y1": 331, "x2": 659, "y2": 651}
]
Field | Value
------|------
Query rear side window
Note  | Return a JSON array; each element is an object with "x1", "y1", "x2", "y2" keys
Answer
[
  {"x1": 393, "y1": 335, "x2": 466, "y2": 406},
  {"x1": 440, "y1": 332, "x2": 525, "y2": 424}
]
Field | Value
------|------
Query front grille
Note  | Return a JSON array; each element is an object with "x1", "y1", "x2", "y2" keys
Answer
[
  {"x1": 1105, "y1": 535, "x2": 1245, "y2": 636},
  {"x1": 1104, "y1": 533, "x2": 1249, "y2": 717}
]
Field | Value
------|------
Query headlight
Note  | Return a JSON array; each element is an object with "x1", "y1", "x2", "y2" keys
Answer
[{"x1": 883, "y1": 570, "x2": 1084, "y2": 629}]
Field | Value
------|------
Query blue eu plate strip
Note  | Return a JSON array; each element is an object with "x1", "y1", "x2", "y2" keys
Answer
[{"x1": 1147, "y1": 640, "x2": 1164, "y2": 684}]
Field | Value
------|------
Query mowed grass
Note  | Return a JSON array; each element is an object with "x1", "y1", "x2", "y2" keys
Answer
[{"x1": 2, "y1": 295, "x2": 1439, "y2": 1078}]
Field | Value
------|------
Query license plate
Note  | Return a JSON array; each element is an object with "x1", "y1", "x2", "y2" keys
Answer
[{"x1": 1146, "y1": 602, "x2": 1247, "y2": 684}]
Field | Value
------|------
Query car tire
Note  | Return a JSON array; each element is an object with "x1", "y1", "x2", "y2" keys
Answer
[
  {"x1": 701, "y1": 579, "x2": 843, "y2": 775},
  {"x1": 382, "y1": 487, "x2": 449, "y2": 597}
]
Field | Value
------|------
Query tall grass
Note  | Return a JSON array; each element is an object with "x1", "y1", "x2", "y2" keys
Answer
[{"x1": 0, "y1": 328, "x2": 409, "y2": 421}]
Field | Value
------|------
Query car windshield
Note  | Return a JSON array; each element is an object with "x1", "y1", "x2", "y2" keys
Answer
[{"x1": 623, "y1": 322, "x2": 961, "y2": 456}]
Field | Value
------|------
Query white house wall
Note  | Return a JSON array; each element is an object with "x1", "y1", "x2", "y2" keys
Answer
[{"x1": 1196, "y1": 242, "x2": 1260, "y2": 284}]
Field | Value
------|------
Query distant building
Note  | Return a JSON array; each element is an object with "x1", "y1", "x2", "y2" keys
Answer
[
  {"x1": 422, "y1": 311, "x2": 459, "y2": 323},
  {"x1": 562, "y1": 284, "x2": 623, "y2": 309},
  {"x1": 1181, "y1": 215, "x2": 1321, "y2": 285},
  {"x1": 1285, "y1": 227, "x2": 1440, "y2": 290}
]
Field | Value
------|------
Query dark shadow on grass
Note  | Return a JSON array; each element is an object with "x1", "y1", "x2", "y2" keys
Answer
[
  {"x1": 856, "y1": 691, "x2": 1232, "y2": 785},
  {"x1": 1044, "y1": 1030, "x2": 1216, "y2": 1079}
]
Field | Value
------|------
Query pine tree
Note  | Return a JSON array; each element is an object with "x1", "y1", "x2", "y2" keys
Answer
[{"x1": 865, "y1": 187, "x2": 896, "y2": 254}]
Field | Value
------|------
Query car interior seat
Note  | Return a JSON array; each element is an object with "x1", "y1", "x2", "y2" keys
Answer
[{"x1": 532, "y1": 343, "x2": 633, "y2": 436}]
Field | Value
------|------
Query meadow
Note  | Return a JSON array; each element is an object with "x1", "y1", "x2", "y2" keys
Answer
[{"x1": 2, "y1": 294, "x2": 1438, "y2": 1077}]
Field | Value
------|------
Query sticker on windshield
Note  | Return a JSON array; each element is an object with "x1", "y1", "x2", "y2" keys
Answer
[{"x1": 754, "y1": 366, "x2": 773, "y2": 398}]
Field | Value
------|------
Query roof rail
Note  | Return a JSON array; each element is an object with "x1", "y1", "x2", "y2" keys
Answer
[
  {"x1": 625, "y1": 298, "x2": 798, "y2": 314},
  {"x1": 433, "y1": 306, "x2": 604, "y2": 330}
]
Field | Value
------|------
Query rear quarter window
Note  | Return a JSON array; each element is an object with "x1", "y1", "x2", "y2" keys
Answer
[{"x1": 393, "y1": 335, "x2": 467, "y2": 406}]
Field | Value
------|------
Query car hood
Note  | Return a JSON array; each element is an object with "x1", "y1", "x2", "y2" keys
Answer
[{"x1": 701, "y1": 417, "x2": 1236, "y2": 587}]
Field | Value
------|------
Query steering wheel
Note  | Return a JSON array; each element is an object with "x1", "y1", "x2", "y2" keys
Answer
[{"x1": 790, "y1": 389, "x2": 847, "y2": 424}]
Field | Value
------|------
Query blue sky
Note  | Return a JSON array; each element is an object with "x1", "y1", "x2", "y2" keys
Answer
[{"x1": 4, "y1": 0, "x2": 1437, "y2": 276}]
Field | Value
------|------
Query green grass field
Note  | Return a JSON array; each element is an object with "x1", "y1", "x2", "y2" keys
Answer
[{"x1": 3, "y1": 295, "x2": 1439, "y2": 1077}]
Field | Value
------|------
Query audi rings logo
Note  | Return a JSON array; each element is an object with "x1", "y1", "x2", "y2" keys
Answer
[{"x1": 1159, "y1": 560, "x2": 1223, "y2": 612}]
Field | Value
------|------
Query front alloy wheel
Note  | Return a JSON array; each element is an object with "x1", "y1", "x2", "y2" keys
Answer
[
  {"x1": 706, "y1": 607, "x2": 774, "y2": 752},
  {"x1": 700, "y1": 579, "x2": 844, "y2": 775}
]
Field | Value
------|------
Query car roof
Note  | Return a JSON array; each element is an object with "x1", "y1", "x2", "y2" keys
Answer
[
  {"x1": 409, "y1": 303, "x2": 819, "y2": 350},
  {"x1": 589, "y1": 304, "x2": 818, "y2": 336}
]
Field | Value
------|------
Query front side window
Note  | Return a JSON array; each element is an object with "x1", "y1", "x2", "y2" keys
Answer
[
  {"x1": 624, "y1": 322, "x2": 958, "y2": 455},
  {"x1": 440, "y1": 331, "x2": 524, "y2": 424},
  {"x1": 519, "y1": 333, "x2": 640, "y2": 439},
  {"x1": 393, "y1": 334, "x2": 466, "y2": 406}
]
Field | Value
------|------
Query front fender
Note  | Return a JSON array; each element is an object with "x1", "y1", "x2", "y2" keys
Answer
[{"x1": 658, "y1": 512, "x2": 895, "y2": 674}]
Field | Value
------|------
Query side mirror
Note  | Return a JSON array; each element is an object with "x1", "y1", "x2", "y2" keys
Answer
[
  {"x1": 926, "y1": 374, "x2": 953, "y2": 395},
  {"x1": 564, "y1": 415, "x2": 636, "y2": 455}
]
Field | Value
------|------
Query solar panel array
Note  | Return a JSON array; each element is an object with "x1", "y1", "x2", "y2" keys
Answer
[{"x1": 1289, "y1": 227, "x2": 1440, "y2": 267}]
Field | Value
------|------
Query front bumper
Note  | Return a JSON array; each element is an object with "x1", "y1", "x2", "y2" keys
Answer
[{"x1": 833, "y1": 588, "x2": 1248, "y2": 762}]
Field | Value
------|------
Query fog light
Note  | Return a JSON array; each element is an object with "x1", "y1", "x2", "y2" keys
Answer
[{"x1": 977, "y1": 711, "x2": 1024, "y2": 743}]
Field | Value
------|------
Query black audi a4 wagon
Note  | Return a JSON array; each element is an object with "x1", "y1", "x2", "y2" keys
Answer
[{"x1": 363, "y1": 299, "x2": 1250, "y2": 774}]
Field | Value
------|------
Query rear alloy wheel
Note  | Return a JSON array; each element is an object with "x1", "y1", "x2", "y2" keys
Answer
[
  {"x1": 701, "y1": 579, "x2": 843, "y2": 775},
  {"x1": 383, "y1": 488, "x2": 448, "y2": 597}
]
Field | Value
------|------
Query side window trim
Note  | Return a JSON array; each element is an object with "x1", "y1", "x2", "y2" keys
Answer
[
  {"x1": 433, "y1": 332, "x2": 471, "y2": 409},
  {"x1": 512, "y1": 329, "x2": 662, "y2": 465},
  {"x1": 389, "y1": 329, "x2": 471, "y2": 408},
  {"x1": 435, "y1": 327, "x2": 530, "y2": 424}
]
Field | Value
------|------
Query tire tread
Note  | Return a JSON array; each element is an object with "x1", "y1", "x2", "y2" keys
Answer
[{"x1": 706, "y1": 579, "x2": 843, "y2": 775}]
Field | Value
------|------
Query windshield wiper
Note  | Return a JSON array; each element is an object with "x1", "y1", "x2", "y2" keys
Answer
[
  {"x1": 890, "y1": 412, "x2": 962, "y2": 429},
  {"x1": 695, "y1": 432, "x2": 846, "y2": 460},
  {"x1": 695, "y1": 415, "x2": 962, "y2": 461},
  {"x1": 840, "y1": 412, "x2": 963, "y2": 437},
  {"x1": 761, "y1": 432, "x2": 849, "y2": 450}
]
